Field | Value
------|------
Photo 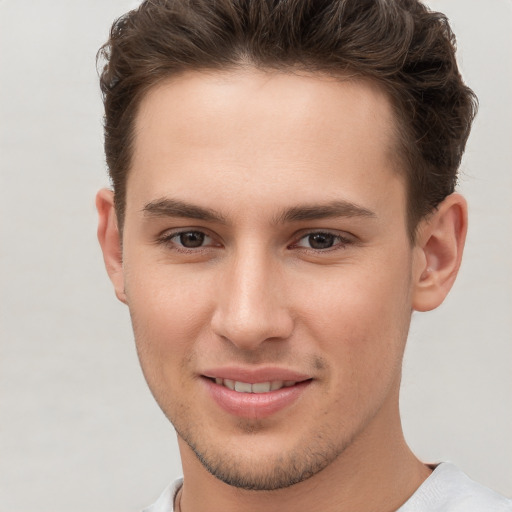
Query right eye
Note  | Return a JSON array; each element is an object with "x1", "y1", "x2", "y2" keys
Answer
[
  {"x1": 159, "y1": 230, "x2": 216, "y2": 250},
  {"x1": 174, "y1": 231, "x2": 208, "y2": 248}
]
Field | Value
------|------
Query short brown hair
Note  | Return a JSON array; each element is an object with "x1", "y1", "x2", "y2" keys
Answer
[{"x1": 98, "y1": 0, "x2": 477, "y2": 238}]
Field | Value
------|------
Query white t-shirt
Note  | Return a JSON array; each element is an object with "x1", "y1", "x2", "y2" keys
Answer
[
  {"x1": 143, "y1": 463, "x2": 512, "y2": 512},
  {"x1": 397, "y1": 463, "x2": 512, "y2": 511}
]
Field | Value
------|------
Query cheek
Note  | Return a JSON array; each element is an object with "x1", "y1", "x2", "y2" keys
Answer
[
  {"x1": 294, "y1": 257, "x2": 412, "y2": 384},
  {"x1": 297, "y1": 255, "x2": 412, "y2": 332},
  {"x1": 126, "y1": 275, "x2": 210, "y2": 418},
  {"x1": 125, "y1": 265, "x2": 215, "y2": 376}
]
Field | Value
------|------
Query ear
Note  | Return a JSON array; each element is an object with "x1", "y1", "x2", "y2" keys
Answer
[
  {"x1": 96, "y1": 188, "x2": 127, "y2": 304},
  {"x1": 412, "y1": 193, "x2": 468, "y2": 312}
]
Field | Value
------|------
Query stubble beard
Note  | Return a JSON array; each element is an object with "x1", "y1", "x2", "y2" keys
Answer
[{"x1": 171, "y1": 412, "x2": 350, "y2": 491}]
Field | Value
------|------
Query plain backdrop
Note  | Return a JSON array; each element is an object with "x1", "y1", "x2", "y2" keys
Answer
[{"x1": 0, "y1": 1, "x2": 511, "y2": 511}]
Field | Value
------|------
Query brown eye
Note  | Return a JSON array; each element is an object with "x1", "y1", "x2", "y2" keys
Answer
[
  {"x1": 307, "y1": 233, "x2": 335, "y2": 249},
  {"x1": 293, "y1": 231, "x2": 352, "y2": 251},
  {"x1": 178, "y1": 231, "x2": 206, "y2": 248}
]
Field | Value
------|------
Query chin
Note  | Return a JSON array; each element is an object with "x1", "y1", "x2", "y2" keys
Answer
[{"x1": 175, "y1": 420, "x2": 346, "y2": 491}]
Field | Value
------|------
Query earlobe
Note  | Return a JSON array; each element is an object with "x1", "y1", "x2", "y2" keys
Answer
[
  {"x1": 412, "y1": 193, "x2": 468, "y2": 312},
  {"x1": 96, "y1": 188, "x2": 127, "y2": 304}
]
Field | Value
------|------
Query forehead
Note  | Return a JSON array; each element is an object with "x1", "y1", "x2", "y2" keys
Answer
[
  {"x1": 134, "y1": 69, "x2": 398, "y2": 158},
  {"x1": 128, "y1": 69, "x2": 405, "y2": 223}
]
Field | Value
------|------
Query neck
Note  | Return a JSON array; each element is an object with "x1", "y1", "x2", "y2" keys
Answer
[{"x1": 177, "y1": 394, "x2": 431, "y2": 512}]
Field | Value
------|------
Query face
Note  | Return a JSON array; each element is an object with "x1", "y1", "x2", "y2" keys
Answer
[{"x1": 118, "y1": 70, "x2": 423, "y2": 490}]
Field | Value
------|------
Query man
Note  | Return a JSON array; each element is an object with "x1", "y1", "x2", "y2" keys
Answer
[{"x1": 96, "y1": 1, "x2": 511, "y2": 510}]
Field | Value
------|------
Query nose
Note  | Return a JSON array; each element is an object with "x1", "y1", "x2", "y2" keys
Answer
[{"x1": 210, "y1": 247, "x2": 294, "y2": 350}]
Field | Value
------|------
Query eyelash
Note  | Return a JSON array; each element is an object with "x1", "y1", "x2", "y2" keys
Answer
[
  {"x1": 157, "y1": 230, "x2": 218, "y2": 253},
  {"x1": 290, "y1": 231, "x2": 353, "y2": 252},
  {"x1": 157, "y1": 229, "x2": 353, "y2": 253}
]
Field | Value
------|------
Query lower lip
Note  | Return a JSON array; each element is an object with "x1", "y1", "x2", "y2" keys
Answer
[{"x1": 203, "y1": 378, "x2": 311, "y2": 420}]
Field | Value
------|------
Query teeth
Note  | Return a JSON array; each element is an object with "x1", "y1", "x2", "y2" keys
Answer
[
  {"x1": 252, "y1": 382, "x2": 271, "y2": 393},
  {"x1": 223, "y1": 379, "x2": 235, "y2": 390},
  {"x1": 213, "y1": 378, "x2": 296, "y2": 393},
  {"x1": 234, "y1": 381, "x2": 252, "y2": 393},
  {"x1": 270, "y1": 380, "x2": 284, "y2": 391}
]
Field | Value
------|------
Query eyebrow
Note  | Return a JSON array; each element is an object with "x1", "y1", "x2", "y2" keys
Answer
[
  {"x1": 273, "y1": 200, "x2": 376, "y2": 223},
  {"x1": 143, "y1": 198, "x2": 228, "y2": 223},
  {"x1": 142, "y1": 198, "x2": 376, "y2": 224}
]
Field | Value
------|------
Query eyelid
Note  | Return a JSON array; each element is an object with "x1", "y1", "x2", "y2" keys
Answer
[
  {"x1": 156, "y1": 227, "x2": 221, "y2": 250},
  {"x1": 290, "y1": 229, "x2": 355, "y2": 250}
]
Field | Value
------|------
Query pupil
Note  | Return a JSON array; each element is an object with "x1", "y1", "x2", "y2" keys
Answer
[
  {"x1": 180, "y1": 231, "x2": 205, "y2": 248},
  {"x1": 309, "y1": 233, "x2": 334, "y2": 249}
]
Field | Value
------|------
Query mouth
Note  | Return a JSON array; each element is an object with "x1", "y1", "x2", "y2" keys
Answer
[
  {"x1": 208, "y1": 377, "x2": 301, "y2": 394},
  {"x1": 201, "y1": 372, "x2": 313, "y2": 419}
]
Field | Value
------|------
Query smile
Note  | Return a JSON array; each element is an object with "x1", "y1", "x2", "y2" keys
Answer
[
  {"x1": 204, "y1": 374, "x2": 312, "y2": 419},
  {"x1": 213, "y1": 378, "x2": 298, "y2": 393}
]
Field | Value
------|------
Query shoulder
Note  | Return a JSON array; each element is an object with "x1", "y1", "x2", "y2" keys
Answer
[
  {"x1": 398, "y1": 463, "x2": 512, "y2": 512},
  {"x1": 142, "y1": 478, "x2": 183, "y2": 512}
]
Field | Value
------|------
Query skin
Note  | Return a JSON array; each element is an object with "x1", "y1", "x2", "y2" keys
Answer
[{"x1": 97, "y1": 69, "x2": 467, "y2": 512}]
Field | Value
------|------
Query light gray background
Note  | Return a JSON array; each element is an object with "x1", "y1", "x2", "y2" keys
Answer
[{"x1": 0, "y1": 1, "x2": 510, "y2": 511}]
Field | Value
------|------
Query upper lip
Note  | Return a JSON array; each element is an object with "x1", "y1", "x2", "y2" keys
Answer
[{"x1": 201, "y1": 367, "x2": 312, "y2": 383}]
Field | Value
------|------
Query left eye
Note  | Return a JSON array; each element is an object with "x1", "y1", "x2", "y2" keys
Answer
[
  {"x1": 295, "y1": 232, "x2": 347, "y2": 250},
  {"x1": 169, "y1": 231, "x2": 212, "y2": 248}
]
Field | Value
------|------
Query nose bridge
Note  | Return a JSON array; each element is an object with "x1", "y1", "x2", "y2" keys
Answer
[{"x1": 211, "y1": 241, "x2": 293, "y2": 349}]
